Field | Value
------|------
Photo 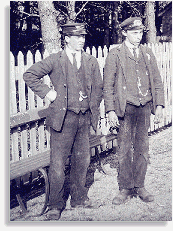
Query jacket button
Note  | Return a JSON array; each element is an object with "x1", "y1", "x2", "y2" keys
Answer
[{"x1": 63, "y1": 107, "x2": 66, "y2": 111}]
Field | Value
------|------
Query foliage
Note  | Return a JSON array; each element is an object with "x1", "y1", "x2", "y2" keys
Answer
[
  {"x1": 10, "y1": 1, "x2": 171, "y2": 54},
  {"x1": 10, "y1": 1, "x2": 42, "y2": 55}
]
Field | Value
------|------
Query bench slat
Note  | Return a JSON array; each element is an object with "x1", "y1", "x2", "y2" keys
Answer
[
  {"x1": 10, "y1": 150, "x2": 50, "y2": 180},
  {"x1": 10, "y1": 106, "x2": 49, "y2": 128},
  {"x1": 10, "y1": 133, "x2": 117, "y2": 180}
]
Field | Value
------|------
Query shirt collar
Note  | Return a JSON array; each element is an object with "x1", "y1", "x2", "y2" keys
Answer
[
  {"x1": 65, "y1": 46, "x2": 81, "y2": 57},
  {"x1": 125, "y1": 40, "x2": 139, "y2": 49}
]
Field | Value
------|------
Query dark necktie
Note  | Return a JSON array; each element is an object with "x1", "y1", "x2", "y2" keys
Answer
[
  {"x1": 72, "y1": 53, "x2": 78, "y2": 71},
  {"x1": 133, "y1": 48, "x2": 138, "y2": 60}
]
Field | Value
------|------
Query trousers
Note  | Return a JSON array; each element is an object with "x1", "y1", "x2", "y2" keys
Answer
[
  {"x1": 116, "y1": 102, "x2": 151, "y2": 190},
  {"x1": 48, "y1": 110, "x2": 91, "y2": 210}
]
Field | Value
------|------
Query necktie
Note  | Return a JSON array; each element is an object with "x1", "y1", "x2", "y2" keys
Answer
[
  {"x1": 133, "y1": 48, "x2": 138, "y2": 60},
  {"x1": 72, "y1": 53, "x2": 78, "y2": 71}
]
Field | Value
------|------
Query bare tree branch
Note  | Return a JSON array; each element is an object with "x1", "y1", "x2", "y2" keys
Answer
[
  {"x1": 76, "y1": 1, "x2": 88, "y2": 17},
  {"x1": 55, "y1": 6, "x2": 69, "y2": 18},
  {"x1": 88, "y1": 2, "x2": 108, "y2": 12},
  {"x1": 21, "y1": 11, "x2": 39, "y2": 17},
  {"x1": 126, "y1": 1, "x2": 143, "y2": 18}
]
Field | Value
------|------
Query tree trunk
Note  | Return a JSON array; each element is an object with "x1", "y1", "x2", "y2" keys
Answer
[
  {"x1": 112, "y1": 1, "x2": 122, "y2": 44},
  {"x1": 104, "y1": 11, "x2": 110, "y2": 48},
  {"x1": 67, "y1": 1, "x2": 76, "y2": 22},
  {"x1": 145, "y1": 1, "x2": 156, "y2": 43},
  {"x1": 38, "y1": 1, "x2": 61, "y2": 53}
]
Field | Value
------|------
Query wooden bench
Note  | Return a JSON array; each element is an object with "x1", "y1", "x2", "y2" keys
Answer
[{"x1": 10, "y1": 106, "x2": 117, "y2": 215}]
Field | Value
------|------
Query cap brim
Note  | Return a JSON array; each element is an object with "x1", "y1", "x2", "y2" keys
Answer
[
  {"x1": 125, "y1": 25, "x2": 145, "y2": 31},
  {"x1": 65, "y1": 31, "x2": 87, "y2": 36}
]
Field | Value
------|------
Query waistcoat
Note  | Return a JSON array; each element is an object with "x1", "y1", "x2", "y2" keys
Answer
[
  {"x1": 125, "y1": 46, "x2": 152, "y2": 106},
  {"x1": 66, "y1": 54, "x2": 89, "y2": 114}
]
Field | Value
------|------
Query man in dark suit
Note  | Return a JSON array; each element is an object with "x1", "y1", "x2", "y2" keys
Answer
[
  {"x1": 23, "y1": 23, "x2": 103, "y2": 220},
  {"x1": 103, "y1": 17, "x2": 164, "y2": 205}
]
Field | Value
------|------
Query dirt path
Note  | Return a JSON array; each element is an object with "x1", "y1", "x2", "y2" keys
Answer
[{"x1": 10, "y1": 127, "x2": 172, "y2": 222}]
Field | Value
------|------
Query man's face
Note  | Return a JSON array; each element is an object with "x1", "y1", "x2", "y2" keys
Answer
[
  {"x1": 65, "y1": 35, "x2": 85, "y2": 51},
  {"x1": 122, "y1": 29, "x2": 143, "y2": 47}
]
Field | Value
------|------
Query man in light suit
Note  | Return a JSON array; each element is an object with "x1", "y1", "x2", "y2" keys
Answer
[
  {"x1": 103, "y1": 17, "x2": 164, "y2": 205},
  {"x1": 23, "y1": 23, "x2": 103, "y2": 220}
]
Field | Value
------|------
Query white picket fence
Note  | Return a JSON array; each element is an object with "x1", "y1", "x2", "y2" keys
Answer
[{"x1": 10, "y1": 43, "x2": 172, "y2": 162}]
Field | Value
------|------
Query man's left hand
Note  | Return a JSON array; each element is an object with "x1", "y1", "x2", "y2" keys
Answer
[{"x1": 154, "y1": 106, "x2": 163, "y2": 124}]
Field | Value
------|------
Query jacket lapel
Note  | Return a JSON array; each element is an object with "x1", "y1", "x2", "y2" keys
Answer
[
  {"x1": 140, "y1": 45, "x2": 153, "y2": 82},
  {"x1": 82, "y1": 51, "x2": 92, "y2": 76},
  {"x1": 140, "y1": 45, "x2": 150, "y2": 67},
  {"x1": 116, "y1": 42, "x2": 127, "y2": 81},
  {"x1": 82, "y1": 52, "x2": 92, "y2": 97},
  {"x1": 59, "y1": 50, "x2": 67, "y2": 77}
]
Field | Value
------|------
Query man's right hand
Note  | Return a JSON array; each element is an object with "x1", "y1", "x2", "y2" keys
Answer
[
  {"x1": 45, "y1": 89, "x2": 57, "y2": 102},
  {"x1": 108, "y1": 111, "x2": 120, "y2": 128}
]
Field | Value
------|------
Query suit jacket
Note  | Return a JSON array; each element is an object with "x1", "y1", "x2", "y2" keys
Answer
[
  {"x1": 103, "y1": 42, "x2": 165, "y2": 117},
  {"x1": 23, "y1": 50, "x2": 103, "y2": 131}
]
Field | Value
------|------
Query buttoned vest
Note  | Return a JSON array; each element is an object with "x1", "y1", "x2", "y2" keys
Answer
[
  {"x1": 125, "y1": 46, "x2": 152, "y2": 106},
  {"x1": 66, "y1": 54, "x2": 89, "y2": 114}
]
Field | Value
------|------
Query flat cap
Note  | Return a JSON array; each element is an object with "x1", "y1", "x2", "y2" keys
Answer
[
  {"x1": 61, "y1": 23, "x2": 87, "y2": 36},
  {"x1": 120, "y1": 17, "x2": 145, "y2": 31}
]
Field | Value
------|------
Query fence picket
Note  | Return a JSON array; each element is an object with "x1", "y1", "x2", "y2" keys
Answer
[
  {"x1": 10, "y1": 53, "x2": 17, "y2": 115},
  {"x1": 86, "y1": 47, "x2": 90, "y2": 54},
  {"x1": 92, "y1": 46, "x2": 97, "y2": 58},
  {"x1": 98, "y1": 46, "x2": 104, "y2": 78},
  {"x1": 20, "y1": 125, "x2": 28, "y2": 159},
  {"x1": 30, "y1": 122, "x2": 37, "y2": 156},
  {"x1": 11, "y1": 128, "x2": 19, "y2": 162},
  {"x1": 18, "y1": 51, "x2": 26, "y2": 113},
  {"x1": 26, "y1": 51, "x2": 35, "y2": 110}
]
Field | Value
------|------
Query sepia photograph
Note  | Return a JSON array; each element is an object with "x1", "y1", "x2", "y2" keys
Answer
[{"x1": 9, "y1": 0, "x2": 172, "y2": 223}]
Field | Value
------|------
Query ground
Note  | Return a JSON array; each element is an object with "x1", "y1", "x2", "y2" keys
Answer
[{"x1": 10, "y1": 126, "x2": 172, "y2": 222}]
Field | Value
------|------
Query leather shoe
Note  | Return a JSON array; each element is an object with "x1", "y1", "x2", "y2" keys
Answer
[
  {"x1": 71, "y1": 198, "x2": 95, "y2": 208},
  {"x1": 44, "y1": 208, "x2": 62, "y2": 221},
  {"x1": 112, "y1": 189, "x2": 131, "y2": 205},
  {"x1": 135, "y1": 187, "x2": 154, "y2": 202}
]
